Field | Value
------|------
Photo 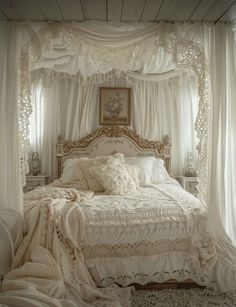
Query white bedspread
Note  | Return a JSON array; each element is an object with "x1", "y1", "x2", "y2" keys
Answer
[
  {"x1": 79, "y1": 181, "x2": 216, "y2": 287},
  {"x1": 81, "y1": 181, "x2": 204, "y2": 244},
  {"x1": 1, "y1": 181, "x2": 235, "y2": 307}
]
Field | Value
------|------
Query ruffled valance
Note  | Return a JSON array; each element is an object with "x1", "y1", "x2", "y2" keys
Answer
[{"x1": 30, "y1": 22, "x2": 176, "y2": 77}]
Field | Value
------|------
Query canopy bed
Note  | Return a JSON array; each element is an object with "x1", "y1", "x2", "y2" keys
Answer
[
  {"x1": 0, "y1": 127, "x2": 216, "y2": 307},
  {"x1": 53, "y1": 126, "x2": 214, "y2": 288},
  {"x1": 1, "y1": 21, "x2": 236, "y2": 307}
]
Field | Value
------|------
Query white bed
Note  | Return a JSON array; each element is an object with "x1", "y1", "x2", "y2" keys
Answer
[
  {"x1": 55, "y1": 126, "x2": 215, "y2": 289},
  {"x1": 0, "y1": 127, "x2": 215, "y2": 307}
]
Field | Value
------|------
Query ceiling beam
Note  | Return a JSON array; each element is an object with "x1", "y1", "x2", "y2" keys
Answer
[
  {"x1": 34, "y1": 0, "x2": 62, "y2": 21},
  {"x1": 0, "y1": 7, "x2": 8, "y2": 19},
  {"x1": 0, "y1": 0, "x2": 22, "y2": 20},
  {"x1": 139, "y1": 0, "x2": 147, "y2": 21},
  {"x1": 215, "y1": 0, "x2": 236, "y2": 22},
  {"x1": 202, "y1": 0, "x2": 235, "y2": 22},
  {"x1": 33, "y1": 0, "x2": 47, "y2": 21},
  {"x1": 55, "y1": 0, "x2": 64, "y2": 20},
  {"x1": 0, "y1": 0, "x2": 235, "y2": 22},
  {"x1": 105, "y1": 0, "x2": 107, "y2": 21},
  {"x1": 122, "y1": 0, "x2": 146, "y2": 21},
  {"x1": 120, "y1": 0, "x2": 124, "y2": 21},
  {"x1": 107, "y1": 0, "x2": 122, "y2": 21},
  {"x1": 155, "y1": 0, "x2": 164, "y2": 21},
  {"x1": 79, "y1": 0, "x2": 86, "y2": 21},
  {"x1": 187, "y1": 0, "x2": 202, "y2": 21}
]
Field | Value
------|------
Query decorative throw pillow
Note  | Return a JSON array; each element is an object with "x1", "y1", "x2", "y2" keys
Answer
[
  {"x1": 78, "y1": 153, "x2": 125, "y2": 192},
  {"x1": 60, "y1": 158, "x2": 89, "y2": 190},
  {"x1": 125, "y1": 156, "x2": 155, "y2": 186},
  {"x1": 151, "y1": 158, "x2": 170, "y2": 184},
  {"x1": 90, "y1": 157, "x2": 138, "y2": 195}
]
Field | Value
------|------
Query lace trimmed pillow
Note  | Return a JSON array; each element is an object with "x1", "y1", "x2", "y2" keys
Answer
[
  {"x1": 78, "y1": 153, "x2": 125, "y2": 192},
  {"x1": 90, "y1": 156, "x2": 139, "y2": 195}
]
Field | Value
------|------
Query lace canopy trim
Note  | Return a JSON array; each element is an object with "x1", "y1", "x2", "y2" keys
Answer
[{"x1": 19, "y1": 22, "x2": 209, "y2": 201}]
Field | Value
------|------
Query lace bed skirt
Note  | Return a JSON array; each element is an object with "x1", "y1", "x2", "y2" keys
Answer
[{"x1": 85, "y1": 253, "x2": 209, "y2": 287}]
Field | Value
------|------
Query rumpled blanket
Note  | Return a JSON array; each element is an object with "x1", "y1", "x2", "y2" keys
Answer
[{"x1": 0, "y1": 186, "x2": 132, "y2": 307}]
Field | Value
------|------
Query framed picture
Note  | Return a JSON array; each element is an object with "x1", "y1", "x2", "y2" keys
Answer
[{"x1": 100, "y1": 87, "x2": 131, "y2": 125}]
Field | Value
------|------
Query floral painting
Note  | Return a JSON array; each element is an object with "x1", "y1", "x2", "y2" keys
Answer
[{"x1": 100, "y1": 87, "x2": 131, "y2": 125}]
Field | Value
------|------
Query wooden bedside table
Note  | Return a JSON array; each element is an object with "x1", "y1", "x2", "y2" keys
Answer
[
  {"x1": 23, "y1": 175, "x2": 49, "y2": 193},
  {"x1": 176, "y1": 176, "x2": 198, "y2": 197}
]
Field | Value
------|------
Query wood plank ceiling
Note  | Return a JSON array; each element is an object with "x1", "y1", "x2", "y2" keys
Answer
[{"x1": 0, "y1": 0, "x2": 236, "y2": 23}]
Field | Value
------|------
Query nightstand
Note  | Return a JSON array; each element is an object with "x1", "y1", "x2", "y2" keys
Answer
[
  {"x1": 23, "y1": 175, "x2": 49, "y2": 193},
  {"x1": 176, "y1": 176, "x2": 198, "y2": 197}
]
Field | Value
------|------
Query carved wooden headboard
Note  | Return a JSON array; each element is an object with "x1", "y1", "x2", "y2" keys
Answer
[{"x1": 56, "y1": 126, "x2": 171, "y2": 178}]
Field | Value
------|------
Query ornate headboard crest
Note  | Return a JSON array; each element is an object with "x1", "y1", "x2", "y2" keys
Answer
[{"x1": 56, "y1": 126, "x2": 171, "y2": 178}]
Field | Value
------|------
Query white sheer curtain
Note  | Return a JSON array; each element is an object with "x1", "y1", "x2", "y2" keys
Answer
[
  {"x1": 29, "y1": 70, "x2": 198, "y2": 182},
  {"x1": 206, "y1": 26, "x2": 236, "y2": 245},
  {"x1": 176, "y1": 23, "x2": 236, "y2": 245},
  {"x1": 131, "y1": 73, "x2": 198, "y2": 175},
  {"x1": 0, "y1": 24, "x2": 22, "y2": 213}
]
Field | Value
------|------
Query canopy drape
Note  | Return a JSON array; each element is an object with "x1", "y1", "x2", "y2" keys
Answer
[
  {"x1": 0, "y1": 24, "x2": 23, "y2": 213},
  {"x1": 175, "y1": 23, "x2": 236, "y2": 245}
]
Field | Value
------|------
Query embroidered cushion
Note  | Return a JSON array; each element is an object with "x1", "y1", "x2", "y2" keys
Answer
[
  {"x1": 90, "y1": 157, "x2": 138, "y2": 195},
  {"x1": 78, "y1": 153, "x2": 125, "y2": 192}
]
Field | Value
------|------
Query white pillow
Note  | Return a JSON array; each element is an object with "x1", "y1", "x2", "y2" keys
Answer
[
  {"x1": 125, "y1": 156, "x2": 155, "y2": 186},
  {"x1": 151, "y1": 158, "x2": 170, "y2": 184},
  {"x1": 61, "y1": 158, "x2": 81, "y2": 181},
  {"x1": 90, "y1": 156, "x2": 138, "y2": 195},
  {"x1": 60, "y1": 158, "x2": 89, "y2": 190}
]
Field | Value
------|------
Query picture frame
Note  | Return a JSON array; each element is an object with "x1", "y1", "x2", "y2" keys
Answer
[{"x1": 100, "y1": 87, "x2": 131, "y2": 125}]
